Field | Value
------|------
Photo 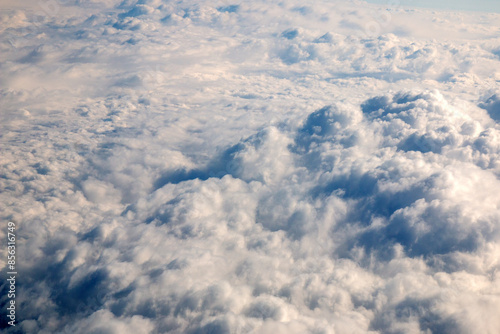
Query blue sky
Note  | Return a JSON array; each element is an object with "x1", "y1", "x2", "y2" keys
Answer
[{"x1": 365, "y1": 0, "x2": 500, "y2": 12}]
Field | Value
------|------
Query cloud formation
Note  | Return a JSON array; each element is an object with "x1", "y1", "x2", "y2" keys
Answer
[{"x1": 1, "y1": 0, "x2": 500, "y2": 333}]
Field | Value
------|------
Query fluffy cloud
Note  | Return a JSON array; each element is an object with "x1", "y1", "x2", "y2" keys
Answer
[{"x1": 1, "y1": 0, "x2": 500, "y2": 333}]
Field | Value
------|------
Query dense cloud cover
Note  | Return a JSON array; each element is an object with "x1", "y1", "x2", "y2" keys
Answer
[{"x1": 1, "y1": 0, "x2": 500, "y2": 333}]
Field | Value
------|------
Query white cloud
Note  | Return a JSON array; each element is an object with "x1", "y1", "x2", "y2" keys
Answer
[
  {"x1": 66, "y1": 309, "x2": 155, "y2": 334},
  {"x1": 1, "y1": 0, "x2": 500, "y2": 333}
]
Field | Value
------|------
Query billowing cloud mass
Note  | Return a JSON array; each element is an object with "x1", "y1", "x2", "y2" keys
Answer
[{"x1": 1, "y1": 0, "x2": 500, "y2": 333}]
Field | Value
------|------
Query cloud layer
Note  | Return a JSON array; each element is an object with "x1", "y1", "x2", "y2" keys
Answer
[{"x1": 1, "y1": 0, "x2": 500, "y2": 333}]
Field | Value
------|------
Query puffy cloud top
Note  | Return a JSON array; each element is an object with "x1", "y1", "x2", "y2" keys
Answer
[{"x1": 1, "y1": 0, "x2": 500, "y2": 333}]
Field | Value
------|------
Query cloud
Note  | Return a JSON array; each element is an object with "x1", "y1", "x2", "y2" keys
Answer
[
  {"x1": 1, "y1": 0, "x2": 500, "y2": 333},
  {"x1": 66, "y1": 309, "x2": 155, "y2": 334},
  {"x1": 479, "y1": 92, "x2": 500, "y2": 122}
]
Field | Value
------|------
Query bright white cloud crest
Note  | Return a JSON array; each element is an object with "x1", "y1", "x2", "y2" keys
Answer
[{"x1": 1, "y1": 0, "x2": 500, "y2": 333}]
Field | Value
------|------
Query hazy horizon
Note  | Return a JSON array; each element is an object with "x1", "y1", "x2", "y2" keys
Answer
[{"x1": 365, "y1": 0, "x2": 500, "y2": 13}]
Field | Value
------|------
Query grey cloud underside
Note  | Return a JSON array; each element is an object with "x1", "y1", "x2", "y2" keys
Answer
[{"x1": 1, "y1": 0, "x2": 500, "y2": 333}]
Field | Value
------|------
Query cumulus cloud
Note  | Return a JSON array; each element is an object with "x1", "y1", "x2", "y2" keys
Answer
[
  {"x1": 1, "y1": 0, "x2": 500, "y2": 333},
  {"x1": 479, "y1": 91, "x2": 500, "y2": 122}
]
